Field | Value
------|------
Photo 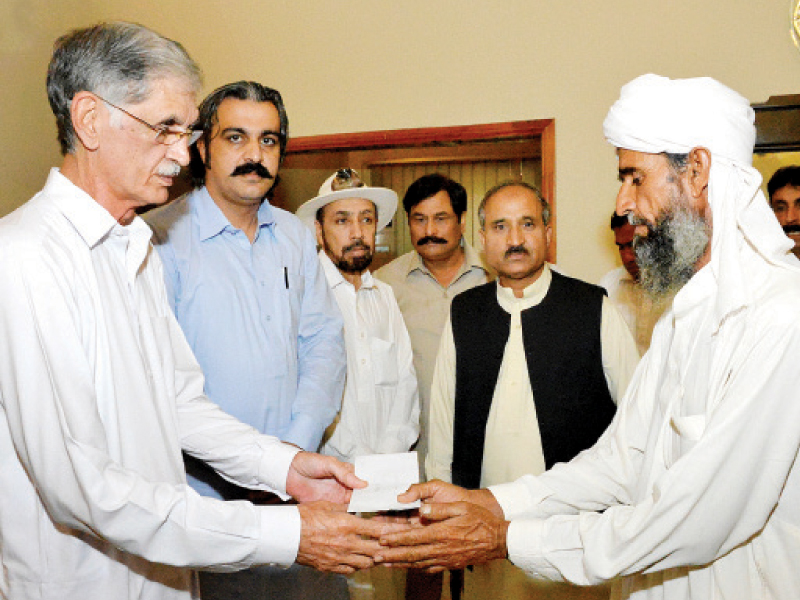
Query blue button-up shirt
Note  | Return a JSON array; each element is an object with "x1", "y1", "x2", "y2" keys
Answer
[{"x1": 146, "y1": 187, "x2": 345, "y2": 499}]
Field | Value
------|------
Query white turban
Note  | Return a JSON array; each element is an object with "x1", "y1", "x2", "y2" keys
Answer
[{"x1": 603, "y1": 74, "x2": 798, "y2": 325}]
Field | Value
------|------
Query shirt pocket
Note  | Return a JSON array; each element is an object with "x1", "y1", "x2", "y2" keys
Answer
[{"x1": 369, "y1": 336, "x2": 398, "y2": 386}]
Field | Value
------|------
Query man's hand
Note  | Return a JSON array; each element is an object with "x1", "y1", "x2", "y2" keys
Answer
[
  {"x1": 286, "y1": 451, "x2": 366, "y2": 504},
  {"x1": 297, "y1": 502, "x2": 387, "y2": 574},
  {"x1": 397, "y1": 480, "x2": 506, "y2": 519},
  {"x1": 375, "y1": 481, "x2": 509, "y2": 571}
]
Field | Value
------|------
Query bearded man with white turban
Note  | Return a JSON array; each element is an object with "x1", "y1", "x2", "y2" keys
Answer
[{"x1": 375, "y1": 74, "x2": 800, "y2": 600}]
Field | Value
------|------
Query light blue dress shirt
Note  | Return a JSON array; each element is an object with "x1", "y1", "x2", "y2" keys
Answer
[{"x1": 146, "y1": 187, "x2": 345, "y2": 499}]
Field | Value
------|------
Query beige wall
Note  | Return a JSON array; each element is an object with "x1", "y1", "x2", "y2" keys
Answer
[{"x1": 2, "y1": 0, "x2": 798, "y2": 282}]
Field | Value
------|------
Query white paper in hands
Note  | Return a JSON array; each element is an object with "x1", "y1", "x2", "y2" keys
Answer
[{"x1": 347, "y1": 451, "x2": 421, "y2": 513}]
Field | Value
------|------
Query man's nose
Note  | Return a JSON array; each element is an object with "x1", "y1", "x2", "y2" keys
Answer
[
  {"x1": 507, "y1": 224, "x2": 524, "y2": 246},
  {"x1": 168, "y1": 137, "x2": 192, "y2": 167},
  {"x1": 424, "y1": 218, "x2": 437, "y2": 236},
  {"x1": 351, "y1": 220, "x2": 366, "y2": 240},
  {"x1": 242, "y1": 139, "x2": 263, "y2": 163},
  {"x1": 616, "y1": 184, "x2": 635, "y2": 219}
]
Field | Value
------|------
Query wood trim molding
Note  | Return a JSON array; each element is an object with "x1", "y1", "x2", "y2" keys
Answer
[
  {"x1": 285, "y1": 119, "x2": 554, "y2": 154},
  {"x1": 753, "y1": 95, "x2": 800, "y2": 153}
]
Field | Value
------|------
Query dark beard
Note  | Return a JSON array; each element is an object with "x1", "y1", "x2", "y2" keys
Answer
[
  {"x1": 632, "y1": 194, "x2": 710, "y2": 299},
  {"x1": 324, "y1": 239, "x2": 374, "y2": 273},
  {"x1": 334, "y1": 253, "x2": 373, "y2": 273}
]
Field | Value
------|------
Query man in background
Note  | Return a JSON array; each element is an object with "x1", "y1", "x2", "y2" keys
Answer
[
  {"x1": 767, "y1": 165, "x2": 800, "y2": 259},
  {"x1": 298, "y1": 168, "x2": 420, "y2": 599},
  {"x1": 375, "y1": 173, "x2": 489, "y2": 600},
  {"x1": 425, "y1": 181, "x2": 637, "y2": 599},
  {"x1": 146, "y1": 81, "x2": 346, "y2": 599},
  {"x1": 599, "y1": 212, "x2": 665, "y2": 353},
  {"x1": 375, "y1": 174, "x2": 489, "y2": 468},
  {"x1": 296, "y1": 168, "x2": 419, "y2": 463}
]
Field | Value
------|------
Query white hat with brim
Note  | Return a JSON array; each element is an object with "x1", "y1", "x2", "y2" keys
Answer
[{"x1": 296, "y1": 171, "x2": 398, "y2": 234}]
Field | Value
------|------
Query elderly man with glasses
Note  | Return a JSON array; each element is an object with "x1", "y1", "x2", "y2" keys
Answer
[{"x1": 0, "y1": 22, "x2": 384, "y2": 600}]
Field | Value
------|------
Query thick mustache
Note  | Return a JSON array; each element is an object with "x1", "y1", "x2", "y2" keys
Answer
[
  {"x1": 416, "y1": 236, "x2": 448, "y2": 246},
  {"x1": 231, "y1": 162, "x2": 274, "y2": 179},
  {"x1": 784, "y1": 224, "x2": 800, "y2": 235},
  {"x1": 504, "y1": 245, "x2": 529, "y2": 258},
  {"x1": 157, "y1": 162, "x2": 181, "y2": 177}
]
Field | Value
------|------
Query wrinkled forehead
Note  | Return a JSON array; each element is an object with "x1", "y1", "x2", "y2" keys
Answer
[
  {"x1": 410, "y1": 190, "x2": 457, "y2": 216},
  {"x1": 323, "y1": 196, "x2": 377, "y2": 217},
  {"x1": 211, "y1": 98, "x2": 280, "y2": 131},
  {"x1": 136, "y1": 76, "x2": 199, "y2": 124},
  {"x1": 485, "y1": 185, "x2": 543, "y2": 218}
]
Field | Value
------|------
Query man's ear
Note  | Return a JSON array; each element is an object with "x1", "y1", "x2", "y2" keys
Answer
[
  {"x1": 687, "y1": 147, "x2": 711, "y2": 199},
  {"x1": 70, "y1": 91, "x2": 103, "y2": 151},
  {"x1": 315, "y1": 219, "x2": 324, "y2": 248},
  {"x1": 196, "y1": 138, "x2": 207, "y2": 166}
]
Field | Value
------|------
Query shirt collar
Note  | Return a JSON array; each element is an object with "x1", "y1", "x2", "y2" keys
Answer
[
  {"x1": 670, "y1": 263, "x2": 715, "y2": 320},
  {"x1": 194, "y1": 186, "x2": 276, "y2": 241},
  {"x1": 47, "y1": 168, "x2": 154, "y2": 280},
  {"x1": 47, "y1": 168, "x2": 119, "y2": 249},
  {"x1": 496, "y1": 263, "x2": 552, "y2": 313}
]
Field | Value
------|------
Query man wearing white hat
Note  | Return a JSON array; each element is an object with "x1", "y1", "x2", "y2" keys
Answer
[
  {"x1": 376, "y1": 75, "x2": 800, "y2": 600},
  {"x1": 297, "y1": 169, "x2": 420, "y2": 463}
]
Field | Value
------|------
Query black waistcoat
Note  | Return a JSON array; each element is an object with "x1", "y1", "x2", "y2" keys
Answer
[{"x1": 450, "y1": 271, "x2": 616, "y2": 489}]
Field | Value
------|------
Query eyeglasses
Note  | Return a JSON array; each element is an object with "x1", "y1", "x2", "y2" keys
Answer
[
  {"x1": 96, "y1": 95, "x2": 202, "y2": 146},
  {"x1": 332, "y1": 168, "x2": 365, "y2": 191}
]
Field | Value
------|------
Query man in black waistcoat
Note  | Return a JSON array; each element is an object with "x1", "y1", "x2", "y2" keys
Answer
[
  {"x1": 425, "y1": 181, "x2": 639, "y2": 490},
  {"x1": 421, "y1": 181, "x2": 639, "y2": 599}
]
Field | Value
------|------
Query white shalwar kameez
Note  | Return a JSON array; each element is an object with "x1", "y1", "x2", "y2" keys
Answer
[
  {"x1": 489, "y1": 75, "x2": 800, "y2": 599},
  {"x1": 0, "y1": 170, "x2": 303, "y2": 600},
  {"x1": 317, "y1": 251, "x2": 420, "y2": 462}
]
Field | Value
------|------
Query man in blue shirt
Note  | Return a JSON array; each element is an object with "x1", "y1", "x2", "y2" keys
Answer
[{"x1": 146, "y1": 81, "x2": 347, "y2": 598}]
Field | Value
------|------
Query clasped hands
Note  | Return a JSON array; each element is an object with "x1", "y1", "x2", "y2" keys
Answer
[{"x1": 288, "y1": 453, "x2": 509, "y2": 574}]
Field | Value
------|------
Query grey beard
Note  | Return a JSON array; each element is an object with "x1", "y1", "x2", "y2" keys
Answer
[{"x1": 632, "y1": 201, "x2": 710, "y2": 299}]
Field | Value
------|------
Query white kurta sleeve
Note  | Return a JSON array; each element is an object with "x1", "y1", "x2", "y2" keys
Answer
[
  {"x1": 424, "y1": 314, "x2": 457, "y2": 483},
  {"x1": 0, "y1": 244, "x2": 300, "y2": 571},
  {"x1": 491, "y1": 308, "x2": 800, "y2": 586}
]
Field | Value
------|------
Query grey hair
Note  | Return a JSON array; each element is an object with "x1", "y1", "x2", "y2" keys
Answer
[
  {"x1": 478, "y1": 181, "x2": 551, "y2": 228},
  {"x1": 664, "y1": 152, "x2": 690, "y2": 174},
  {"x1": 47, "y1": 22, "x2": 203, "y2": 155}
]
